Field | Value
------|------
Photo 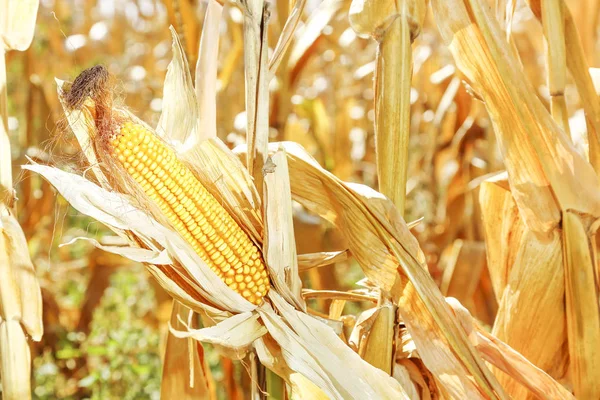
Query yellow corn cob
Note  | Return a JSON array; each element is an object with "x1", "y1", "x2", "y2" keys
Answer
[{"x1": 109, "y1": 121, "x2": 269, "y2": 304}]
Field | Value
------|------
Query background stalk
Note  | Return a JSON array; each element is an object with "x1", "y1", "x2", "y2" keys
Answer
[
  {"x1": 374, "y1": 11, "x2": 412, "y2": 214},
  {"x1": 0, "y1": 2, "x2": 41, "y2": 399},
  {"x1": 349, "y1": 0, "x2": 425, "y2": 374},
  {"x1": 541, "y1": 0, "x2": 570, "y2": 136}
]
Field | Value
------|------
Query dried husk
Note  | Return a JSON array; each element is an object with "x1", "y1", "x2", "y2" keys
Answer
[
  {"x1": 195, "y1": 0, "x2": 223, "y2": 142},
  {"x1": 236, "y1": 141, "x2": 506, "y2": 399},
  {"x1": 263, "y1": 149, "x2": 304, "y2": 310}
]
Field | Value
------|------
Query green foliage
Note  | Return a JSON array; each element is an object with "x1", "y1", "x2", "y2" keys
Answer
[{"x1": 33, "y1": 266, "x2": 161, "y2": 399}]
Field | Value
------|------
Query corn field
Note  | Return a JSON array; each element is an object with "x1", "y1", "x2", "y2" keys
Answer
[{"x1": 1, "y1": 0, "x2": 600, "y2": 398}]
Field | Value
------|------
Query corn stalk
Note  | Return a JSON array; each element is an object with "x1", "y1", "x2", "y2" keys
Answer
[
  {"x1": 0, "y1": 2, "x2": 42, "y2": 400},
  {"x1": 431, "y1": 0, "x2": 600, "y2": 397},
  {"x1": 541, "y1": 0, "x2": 570, "y2": 135},
  {"x1": 349, "y1": 0, "x2": 426, "y2": 374}
]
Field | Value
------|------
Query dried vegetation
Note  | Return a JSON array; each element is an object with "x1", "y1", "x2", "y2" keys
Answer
[{"x1": 1, "y1": 0, "x2": 600, "y2": 398}]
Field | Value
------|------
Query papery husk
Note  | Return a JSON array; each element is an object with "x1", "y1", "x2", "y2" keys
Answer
[
  {"x1": 236, "y1": 142, "x2": 506, "y2": 399},
  {"x1": 263, "y1": 149, "x2": 304, "y2": 310},
  {"x1": 238, "y1": 0, "x2": 269, "y2": 192},
  {"x1": 257, "y1": 291, "x2": 410, "y2": 400},
  {"x1": 480, "y1": 179, "x2": 568, "y2": 398},
  {"x1": 23, "y1": 164, "x2": 256, "y2": 315},
  {"x1": 170, "y1": 311, "x2": 267, "y2": 359},
  {"x1": 157, "y1": 27, "x2": 198, "y2": 149},
  {"x1": 194, "y1": 0, "x2": 223, "y2": 142}
]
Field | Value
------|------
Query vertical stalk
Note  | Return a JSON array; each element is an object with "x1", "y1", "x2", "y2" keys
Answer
[
  {"x1": 240, "y1": 1, "x2": 271, "y2": 396},
  {"x1": 541, "y1": 0, "x2": 570, "y2": 136},
  {"x1": 0, "y1": 49, "x2": 12, "y2": 211},
  {"x1": 349, "y1": 0, "x2": 425, "y2": 375},
  {"x1": 241, "y1": 0, "x2": 270, "y2": 196},
  {"x1": 375, "y1": 12, "x2": 412, "y2": 214}
]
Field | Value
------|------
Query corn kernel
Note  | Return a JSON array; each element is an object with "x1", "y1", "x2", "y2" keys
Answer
[{"x1": 110, "y1": 121, "x2": 269, "y2": 304}]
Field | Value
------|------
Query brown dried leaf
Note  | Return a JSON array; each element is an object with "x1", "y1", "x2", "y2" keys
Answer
[{"x1": 431, "y1": 0, "x2": 600, "y2": 233}]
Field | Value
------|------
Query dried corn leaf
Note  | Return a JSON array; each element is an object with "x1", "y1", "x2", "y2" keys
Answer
[
  {"x1": 562, "y1": 210, "x2": 600, "y2": 399},
  {"x1": 479, "y1": 179, "x2": 523, "y2": 297},
  {"x1": 238, "y1": 141, "x2": 505, "y2": 398},
  {"x1": 0, "y1": 0, "x2": 39, "y2": 51},
  {"x1": 195, "y1": 0, "x2": 223, "y2": 141},
  {"x1": 0, "y1": 219, "x2": 22, "y2": 321},
  {"x1": 268, "y1": 0, "x2": 306, "y2": 77},
  {"x1": 447, "y1": 298, "x2": 574, "y2": 400},
  {"x1": 526, "y1": 0, "x2": 600, "y2": 171},
  {"x1": 431, "y1": 0, "x2": 600, "y2": 233},
  {"x1": 480, "y1": 179, "x2": 567, "y2": 398},
  {"x1": 297, "y1": 250, "x2": 349, "y2": 271}
]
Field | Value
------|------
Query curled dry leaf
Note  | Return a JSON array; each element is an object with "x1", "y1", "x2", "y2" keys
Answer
[
  {"x1": 236, "y1": 141, "x2": 506, "y2": 399},
  {"x1": 297, "y1": 250, "x2": 349, "y2": 271},
  {"x1": 446, "y1": 298, "x2": 575, "y2": 400}
]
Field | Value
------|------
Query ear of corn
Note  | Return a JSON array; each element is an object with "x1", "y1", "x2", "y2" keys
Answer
[{"x1": 109, "y1": 120, "x2": 269, "y2": 304}]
